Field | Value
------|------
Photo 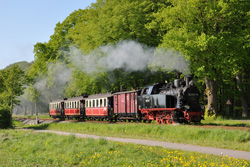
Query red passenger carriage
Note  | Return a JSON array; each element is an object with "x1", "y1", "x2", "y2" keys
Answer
[
  {"x1": 85, "y1": 93, "x2": 113, "y2": 120},
  {"x1": 49, "y1": 99, "x2": 64, "y2": 119},
  {"x1": 64, "y1": 96, "x2": 85, "y2": 120}
]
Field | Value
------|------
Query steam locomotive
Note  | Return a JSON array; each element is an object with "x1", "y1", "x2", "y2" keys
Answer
[{"x1": 49, "y1": 75, "x2": 203, "y2": 124}]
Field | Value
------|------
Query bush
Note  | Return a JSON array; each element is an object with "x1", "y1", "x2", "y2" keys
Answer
[{"x1": 0, "y1": 108, "x2": 11, "y2": 128}]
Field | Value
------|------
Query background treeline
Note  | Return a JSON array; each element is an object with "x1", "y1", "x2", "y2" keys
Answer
[{"x1": 0, "y1": 0, "x2": 249, "y2": 121}]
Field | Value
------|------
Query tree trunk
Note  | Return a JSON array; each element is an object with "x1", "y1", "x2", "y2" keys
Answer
[
  {"x1": 24, "y1": 105, "x2": 27, "y2": 115},
  {"x1": 236, "y1": 73, "x2": 249, "y2": 118},
  {"x1": 205, "y1": 78, "x2": 218, "y2": 115},
  {"x1": 35, "y1": 102, "x2": 38, "y2": 116},
  {"x1": 233, "y1": 78, "x2": 237, "y2": 118},
  {"x1": 10, "y1": 90, "x2": 14, "y2": 127},
  {"x1": 31, "y1": 104, "x2": 34, "y2": 115}
]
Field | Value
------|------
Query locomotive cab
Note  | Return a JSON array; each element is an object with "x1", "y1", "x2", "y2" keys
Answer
[{"x1": 138, "y1": 83, "x2": 175, "y2": 110}]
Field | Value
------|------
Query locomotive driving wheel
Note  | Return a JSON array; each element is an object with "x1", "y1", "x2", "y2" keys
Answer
[
  {"x1": 161, "y1": 119, "x2": 166, "y2": 124},
  {"x1": 166, "y1": 113, "x2": 172, "y2": 124},
  {"x1": 156, "y1": 114, "x2": 161, "y2": 124}
]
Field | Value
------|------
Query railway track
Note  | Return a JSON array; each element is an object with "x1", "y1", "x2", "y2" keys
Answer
[{"x1": 14, "y1": 117, "x2": 250, "y2": 131}]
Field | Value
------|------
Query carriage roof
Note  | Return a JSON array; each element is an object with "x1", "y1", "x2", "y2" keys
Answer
[
  {"x1": 49, "y1": 99, "x2": 64, "y2": 103},
  {"x1": 86, "y1": 92, "x2": 113, "y2": 100},
  {"x1": 64, "y1": 96, "x2": 85, "y2": 102}
]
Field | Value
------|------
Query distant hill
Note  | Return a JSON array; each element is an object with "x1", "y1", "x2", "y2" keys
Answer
[{"x1": 4, "y1": 61, "x2": 33, "y2": 72}]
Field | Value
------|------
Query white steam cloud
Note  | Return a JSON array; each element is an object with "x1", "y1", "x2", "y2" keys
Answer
[{"x1": 69, "y1": 40, "x2": 190, "y2": 74}]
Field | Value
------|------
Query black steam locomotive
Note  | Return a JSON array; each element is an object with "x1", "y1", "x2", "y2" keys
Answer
[{"x1": 137, "y1": 75, "x2": 202, "y2": 124}]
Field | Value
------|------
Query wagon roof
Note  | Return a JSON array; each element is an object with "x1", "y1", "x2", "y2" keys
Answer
[
  {"x1": 86, "y1": 92, "x2": 113, "y2": 99},
  {"x1": 113, "y1": 90, "x2": 139, "y2": 95},
  {"x1": 50, "y1": 99, "x2": 64, "y2": 103},
  {"x1": 64, "y1": 96, "x2": 85, "y2": 102}
]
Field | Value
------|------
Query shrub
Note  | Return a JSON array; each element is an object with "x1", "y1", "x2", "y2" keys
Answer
[{"x1": 0, "y1": 108, "x2": 11, "y2": 128}]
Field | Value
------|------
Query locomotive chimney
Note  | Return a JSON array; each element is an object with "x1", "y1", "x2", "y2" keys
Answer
[
  {"x1": 185, "y1": 74, "x2": 192, "y2": 86},
  {"x1": 174, "y1": 79, "x2": 181, "y2": 88}
]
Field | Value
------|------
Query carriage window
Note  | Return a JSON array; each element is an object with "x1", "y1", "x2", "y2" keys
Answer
[
  {"x1": 104, "y1": 99, "x2": 107, "y2": 107},
  {"x1": 93, "y1": 100, "x2": 95, "y2": 107},
  {"x1": 96, "y1": 99, "x2": 99, "y2": 107},
  {"x1": 143, "y1": 88, "x2": 149, "y2": 95},
  {"x1": 100, "y1": 99, "x2": 103, "y2": 107},
  {"x1": 89, "y1": 100, "x2": 92, "y2": 107}
]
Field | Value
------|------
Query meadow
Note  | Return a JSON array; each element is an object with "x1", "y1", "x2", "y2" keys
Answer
[
  {"x1": 0, "y1": 129, "x2": 249, "y2": 167},
  {"x1": 20, "y1": 120, "x2": 250, "y2": 152},
  {"x1": 13, "y1": 115, "x2": 250, "y2": 127}
]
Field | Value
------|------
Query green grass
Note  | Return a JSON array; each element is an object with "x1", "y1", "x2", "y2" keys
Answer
[
  {"x1": 0, "y1": 129, "x2": 249, "y2": 166},
  {"x1": 201, "y1": 117, "x2": 250, "y2": 127},
  {"x1": 13, "y1": 115, "x2": 51, "y2": 119},
  {"x1": 24, "y1": 121, "x2": 250, "y2": 152},
  {"x1": 14, "y1": 114, "x2": 250, "y2": 127}
]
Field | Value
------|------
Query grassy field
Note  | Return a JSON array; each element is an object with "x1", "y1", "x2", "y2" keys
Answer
[
  {"x1": 201, "y1": 117, "x2": 250, "y2": 127},
  {"x1": 21, "y1": 120, "x2": 250, "y2": 152},
  {"x1": 13, "y1": 114, "x2": 250, "y2": 127},
  {"x1": 13, "y1": 114, "x2": 51, "y2": 119},
  {"x1": 0, "y1": 129, "x2": 249, "y2": 167}
]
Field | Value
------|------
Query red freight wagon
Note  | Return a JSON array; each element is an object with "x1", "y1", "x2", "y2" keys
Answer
[
  {"x1": 113, "y1": 91, "x2": 139, "y2": 121},
  {"x1": 64, "y1": 96, "x2": 85, "y2": 120},
  {"x1": 85, "y1": 93, "x2": 113, "y2": 120},
  {"x1": 49, "y1": 99, "x2": 64, "y2": 119}
]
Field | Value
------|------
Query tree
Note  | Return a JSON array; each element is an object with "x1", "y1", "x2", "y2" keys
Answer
[
  {"x1": 23, "y1": 86, "x2": 40, "y2": 117},
  {"x1": 0, "y1": 65, "x2": 27, "y2": 126},
  {"x1": 150, "y1": 0, "x2": 250, "y2": 116}
]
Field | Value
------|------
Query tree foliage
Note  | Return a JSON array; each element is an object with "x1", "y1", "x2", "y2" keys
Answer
[{"x1": 0, "y1": 65, "x2": 28, "y2": 126}]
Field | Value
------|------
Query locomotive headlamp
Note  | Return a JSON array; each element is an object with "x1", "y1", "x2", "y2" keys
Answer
[{"x1": 184, "y1": 105, "x2": 190, "y2": 110}]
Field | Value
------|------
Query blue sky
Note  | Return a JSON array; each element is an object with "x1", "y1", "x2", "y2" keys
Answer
[{"x1": 0, "y1": 0, "x2": 96, "y2": 70}]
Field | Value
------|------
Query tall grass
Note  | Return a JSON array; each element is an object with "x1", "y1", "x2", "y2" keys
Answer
[
  {"x1": 201, "y1": 117, "x2": 250, "y2": 127},
  {"x1": 13, "y1": 115, "x2": 51, "y2": 119},
  {"x1": 0, "y1": 130, "x2": 249, "y2": 166},
  {"x1": 27, "y1": 122, "x2": 250, "y2": 152}
]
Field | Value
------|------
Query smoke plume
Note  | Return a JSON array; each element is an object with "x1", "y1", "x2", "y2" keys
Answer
[{"x1": 69, "y1": 40, "x2": 190, "y2": 74}]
